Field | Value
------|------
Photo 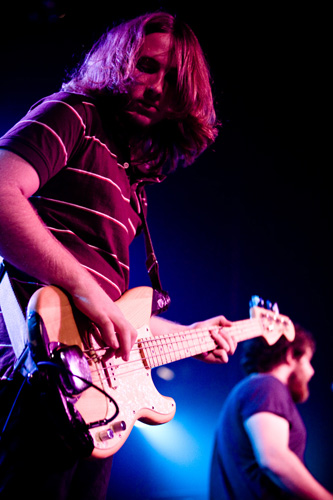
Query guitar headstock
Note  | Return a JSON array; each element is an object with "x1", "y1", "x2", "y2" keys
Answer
[{"x1": 249, "y1": 296, "x2": 295, "y2": 345}]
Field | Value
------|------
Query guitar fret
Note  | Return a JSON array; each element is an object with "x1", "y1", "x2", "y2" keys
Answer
[
  {"x1": 141, "y1": 329, "x2": 217, "y2": 368},
  {"x1": 230, "y1": 319, "x2": 262, "y2": 342},
  {"x1": 160, "y1": 336, "x2": 169, "y2": 365}
]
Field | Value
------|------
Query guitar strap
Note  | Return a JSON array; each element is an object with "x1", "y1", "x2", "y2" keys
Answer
[
  {"x1": 0, "y1": 258, "x2": 36, "y2": 376},
  {"x1": 138, "y1": 192, "x2": 171, "y2": 315}
]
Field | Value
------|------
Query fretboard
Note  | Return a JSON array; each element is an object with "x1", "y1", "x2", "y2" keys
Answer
[{"x1": 139, "y1": 318, "x2": 262, "y2": 369}]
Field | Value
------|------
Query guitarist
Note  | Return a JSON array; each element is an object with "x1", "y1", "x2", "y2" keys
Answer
[{"x1": 0, "y1": 12, "x2": 236, "y2": 500}]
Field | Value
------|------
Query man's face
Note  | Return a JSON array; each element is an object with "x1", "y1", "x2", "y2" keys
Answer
[
  {"x1": 124, "y1": 32, "x2": 177, "y2": 128},
  {"x1": 288, "y1": 347, "x2": 315, "y2": 403}
]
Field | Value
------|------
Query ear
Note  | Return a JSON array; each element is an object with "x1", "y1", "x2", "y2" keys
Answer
[{"x1": 285, "y1": 347, "x2": 296, "y2": 368}]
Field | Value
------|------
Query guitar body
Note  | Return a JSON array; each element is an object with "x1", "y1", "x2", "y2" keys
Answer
[
  {"x1": 27, "y1": 285, "x2": 294, "y2": 458},
  {"x1": 27, "y1": 286, "x2": 176, "y2": 458}
]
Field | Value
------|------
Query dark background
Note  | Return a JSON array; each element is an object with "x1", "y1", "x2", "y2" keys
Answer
[{"x1": 1, "y1": 2, "x2": 331, "y2": 498}]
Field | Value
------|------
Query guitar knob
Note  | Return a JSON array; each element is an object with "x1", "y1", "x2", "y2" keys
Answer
[
  {"x1": 112, "y1": 420, "x2": 126, "y2": 433},
  {"x1": 272, "y1": 302, "x2": 279, "y2": 314},
  {"x1": 97, "y1": 421, "x2": 126, "y2": 442},
  {"x1": 98, "y1": 428, "x2": 115, "y2": 442}
]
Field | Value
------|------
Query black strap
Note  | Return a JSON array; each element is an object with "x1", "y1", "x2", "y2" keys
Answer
[{"x1": 138, "y1": 192, "x2": 171, "y2": 314}]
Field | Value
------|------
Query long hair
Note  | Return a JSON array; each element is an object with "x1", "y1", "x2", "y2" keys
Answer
[
  {"x1": 62, "y1": 12, "x2": 219, "y2": 171},
  {"x1": 241, "y1": 324, "x2": 316, "y2": 375}
]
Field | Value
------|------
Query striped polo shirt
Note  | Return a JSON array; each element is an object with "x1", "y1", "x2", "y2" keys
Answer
[{"x1": 0, "y1": 91, "x2": 158, "y2": 304}]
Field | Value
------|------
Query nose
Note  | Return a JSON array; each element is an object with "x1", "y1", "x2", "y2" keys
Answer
[
  {"x1": 307, "y1": 362, "x2": 315, "y2": 381},
  {"x1": 147, "y1": 71, "x2": 165, "y2": 96}
]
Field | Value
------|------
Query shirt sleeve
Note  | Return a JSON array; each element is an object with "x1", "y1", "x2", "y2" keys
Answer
[
  {"x1": 0, "y1": 93, "x2": 87, "y2": 187},
  {"x1": 239, "y1": 375, "x2": 295, "y2": 423}
]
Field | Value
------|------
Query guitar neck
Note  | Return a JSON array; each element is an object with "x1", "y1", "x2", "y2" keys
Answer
[{"x1": 140, "y1": 318, "x2": 262, "y2": 369}]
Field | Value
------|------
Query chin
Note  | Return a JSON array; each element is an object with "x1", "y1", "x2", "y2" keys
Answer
[
  {"x1": 288, "y1": 374, "x2": 310, "y2": 403},
  {"x1": 125, "y1": 110, "x2": 154, "y2": 128},
  {"x1": 293, "y1": 390, "x2": 310, "y2": 404}
]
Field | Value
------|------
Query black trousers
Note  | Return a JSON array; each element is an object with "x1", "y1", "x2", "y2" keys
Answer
[{"x1": 0, "y1": 376, "x2": 113, "y2": 499}]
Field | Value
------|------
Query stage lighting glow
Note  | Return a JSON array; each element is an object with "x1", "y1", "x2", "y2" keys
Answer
[
  {"x1": 156, "y1": 366, "x2": 175, "y2": 381},
  {"x1": 134, "y1": 419, "x2": 200, "y2": 465}
]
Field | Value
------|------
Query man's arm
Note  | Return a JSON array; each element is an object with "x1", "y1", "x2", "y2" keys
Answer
[
  {"x1": 245, "y1": 412, "x2": 333, "y2": 500},
  {"x1": 0, "y1": 149, "x2": 236, "y2": 364},
  {"x1": 0, "y1": 150, "x2": 137, "y2": 361}
]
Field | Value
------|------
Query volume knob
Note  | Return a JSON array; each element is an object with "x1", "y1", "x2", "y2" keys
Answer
[
  {"x1": 112, "y1": 420, "x2": 126, "y2": 433},
  {"x1": 97, "y1": 421, "x2": 126, "y2": 442}
]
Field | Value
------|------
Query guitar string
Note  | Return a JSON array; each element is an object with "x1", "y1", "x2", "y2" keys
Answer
[
  {"x1": 55, "y1": 320, "x2": 288, "y2": 396},
  {"x1": 74, "y1": 321, "x2": 289, "y2": 393},
  {"x1": 83, "y1": 321, "x2": 264, "y2": 367},
  {"x1": 84, "y1": 319, "x2": 263, "y2": 357},
  {"x1": 84, "y1": 320, "x2": 263, "y2": 359},
  {"x1": 80, "y1": 334, "x2": 213, "y2": 385},
  {"x1": 80, "y1": 322, "x2": 265, "y2": 384}
]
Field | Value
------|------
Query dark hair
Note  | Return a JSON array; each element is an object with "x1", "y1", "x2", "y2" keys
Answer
[
  {"x1": 62, "y1": 12, "x2": 219, "y2": 171},
  {"x1": 241, "y1": 324, "x2": 316, "y2": 374}
]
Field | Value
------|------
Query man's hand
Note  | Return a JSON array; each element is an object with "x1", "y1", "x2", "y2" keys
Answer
[
  {"x1": 72, "y1": 285, "x2": 138, "y2": 362},
  {"x1": 150, "y1": 315, "x2": 236, "y2": 364},
  {"x1": 192, "y1": 315, "x2": 237, "y2": 363}
]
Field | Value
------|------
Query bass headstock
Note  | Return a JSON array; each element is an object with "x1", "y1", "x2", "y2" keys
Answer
[{"x1": 249, "y1": 295, "x2": 295, "y2": 345}]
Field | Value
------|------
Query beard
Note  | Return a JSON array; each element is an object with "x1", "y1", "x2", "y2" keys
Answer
[{"x1": 288, "y1": 370, "x2": 310, "y2": 403}]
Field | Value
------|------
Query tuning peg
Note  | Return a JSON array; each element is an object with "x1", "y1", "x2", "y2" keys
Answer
[
  {"x1": 265, "y1": 299, "x2": 280, "y2": 313},
  {"x1": 250, "y1": 295, "x2": 264, "y2": 308}
]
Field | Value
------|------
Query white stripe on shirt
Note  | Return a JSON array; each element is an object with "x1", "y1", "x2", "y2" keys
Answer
[
  {"x1": 82, "y1": 265, "x2": 122, "y2": 295},
  {"x1": 45, "y1": 99, "x2": 87, "y2": 131},
  {"x1": 33, "y1": 196, "x2": 129, "y2": 233},
  {"x1": 66, "y1": 167, "x2": 130, "y2": 203},
  {"x1": 19, "y1": 120, "x2": 68, "y2": 163},
  {"x1": 85, "y1": 135, "x2": 118, "y2": 160}
]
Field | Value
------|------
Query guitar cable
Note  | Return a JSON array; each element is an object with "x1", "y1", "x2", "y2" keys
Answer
[
  {"x1": 0, "y1": 359, "x2": 120, "y2": 441},
  {"x1": 36, "y1": 359, "x2": 120, "y2": 425}
]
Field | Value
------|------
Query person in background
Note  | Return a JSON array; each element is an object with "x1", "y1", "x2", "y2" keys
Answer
[{"x1": 209, "y1": 324, "x2": 333, "y2": 499}]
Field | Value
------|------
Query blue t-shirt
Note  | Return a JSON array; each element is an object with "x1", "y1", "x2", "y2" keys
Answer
[{"x1": 209, "y1": 374, "x2": 306, "y2": 499}]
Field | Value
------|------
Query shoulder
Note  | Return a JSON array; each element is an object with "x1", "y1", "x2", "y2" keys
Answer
[
  {"x1": 236, "y1": 374, "x2": 293, "y2": 420},
  {"x1": 31, "y1": 91, "x2": 95, "y2": 108},
  {"x1": 28, "y1": 92, "x2": 97, "y2": 121},
  {"x1": 242, "y1": 373, "x2": 286, "y2": 391},
  {"x1": 235, "y1": 373, "x2": 284, "y2": 394}
]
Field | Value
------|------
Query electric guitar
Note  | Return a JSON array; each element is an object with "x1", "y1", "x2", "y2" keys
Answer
[{"x1": 26, "y1": 285, "x2": 295, "y2": 458}]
